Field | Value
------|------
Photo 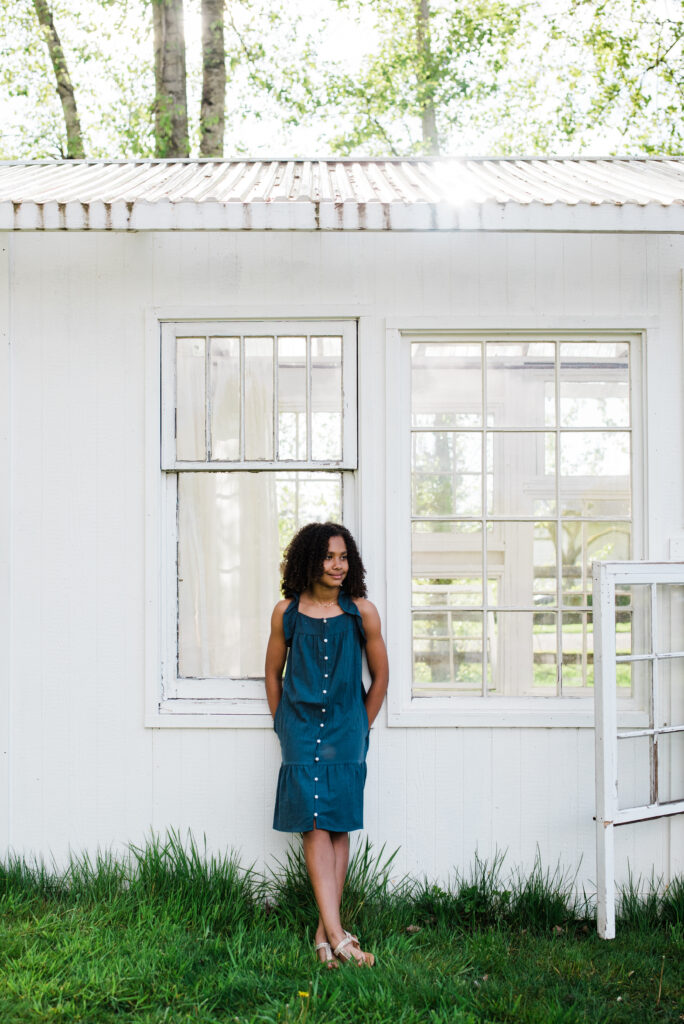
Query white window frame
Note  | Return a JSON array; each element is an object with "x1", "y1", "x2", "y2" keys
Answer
[
  {"x1": 145, "y1": 315, "x2": 358, "y2": 728},
  {"x1": 386, "y1": 328, "x2": 648, "y2": 729},
  {"x1": 593, "y1": 561, "x2": 684, "y2": 939}
]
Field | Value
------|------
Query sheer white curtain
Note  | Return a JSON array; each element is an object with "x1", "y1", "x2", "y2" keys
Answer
[{"x1": 178, "y1": 350, "x2": 279, "y2": 679}]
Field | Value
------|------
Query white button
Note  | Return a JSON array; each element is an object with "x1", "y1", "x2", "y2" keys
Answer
[
  {"x1": 314, "y1": 777, "x2": 318, "y2": 781},
  {"x1": 323, "y1": 639, "x2": 328, "y2": 643},
  {"x1": 315, "y1": 756, "x2": 319, "y2": 761},
  {"x1": 317, "y1": 739, "x2": 321, "y2": 744},
  {"x1": 320, "y1": 723, "x2": 324, "y2": 727},
  {"x1": 323, "y1": 619, "x2": 327, "y2": 624},
  {"x1": 324, "y1": 674, "x2": 328, "y2": 678},
  {"x1": 314, "y1": 795, "x2": 319, "y2": 799},
  {"x1": 314, "y1": 813, "x2": 318, "y2": 817},
  {"x1": 322, "y1": 708, "x2": 326, "y2": 712},
  {"x1": 323, "y1": 689, "x2": 327, "y2": 694},
  {"x1": 324, "y1": 656, "x2": 328, "y2": 661}
]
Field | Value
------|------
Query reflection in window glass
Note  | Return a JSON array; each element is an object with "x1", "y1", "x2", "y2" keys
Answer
[
  {"x1": 656, "y1": 584, "x2": 684, "y2": 654},
  {"x1": 412, "y1": 432, "x2": 481, "y2": 516},
  {"x1": 562, "y1": 612, "x2": 594, "y2": 690},
  {"x1": 486, "y1": 342, "x2": 555, "y2": 429},
  {"x1": 412, "y1": 521, "x2": 482, "y2": 606},
  {"x1": 560, "y1": 432, "x2": 630, "y2": 517},
  {"x1": 412, "y1": 343, "x2": 482, "y2": 427},
  {"x1": 276, "y1": 473, "x2": 342, "y2": 553},
  {"x1": 617, "y1": 734, "x2": 652, "y2": 809},
  {"x1": 413, "y1": 611, "x2": 483, "y2": 695},
  {"x1": 178, "y1": 472, "x2": 341, "y2": 679},
  {"x1": 615, "y1": 584, "x2": 652, "y2": 658},
  {"x1": 561, "y1": 521, "x2": 631, "y2": 606},
  {"x1": 244, "y1": 337, "x2": 274, "y2": 460},
  {"x1": 410, "y1": 336, "x2": 634, "y2": 698},
  {"x1": 656, "y1": 729, "x2": 684, "y2": 803},
  {"x1": 487, "y1": 432, "x2": 555, "y2": 516},
  {"x1": 487, "y1": 611, "x2": 557, "y2": 695},
  {"x1": 210, "y1": 337, "x2": 240, "y2": 460},
  {"x1": 277, "y1": 336, "x2": 307, "y2": 460},
  {"x1": 311, "y1": 336, "x2": 342, "y2": 460},
  {"x1": 560, "y1": 342, "x2": 629, "y2": 428},
  {"x1": 176, "y1": 338, "x2": 205, "y2": 460}
]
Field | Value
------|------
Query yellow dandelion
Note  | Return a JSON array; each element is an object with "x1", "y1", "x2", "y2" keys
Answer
[{"x1": 298, "y1": 991, "x2": 310, "y2": 998}]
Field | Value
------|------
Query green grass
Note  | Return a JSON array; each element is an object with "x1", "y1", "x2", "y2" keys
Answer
[{"x1": 0, "y1": 832, "x2": 682, "y2": 1023}]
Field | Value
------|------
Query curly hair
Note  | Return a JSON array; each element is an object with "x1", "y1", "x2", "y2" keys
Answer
[{"x1": 281, "y1": 522, "x2": 367, "y2": 599}]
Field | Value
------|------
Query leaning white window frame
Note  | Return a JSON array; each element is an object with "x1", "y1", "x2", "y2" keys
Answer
[
  {"x1": 593, "y1": 561, "x2": 684, "y2": 940},
  {"x1": 150, "y1": 319, "x2": 357, "y2": 725},
  {"x1": 386, "y1": 329, "x2": 647, "y2": 728}
]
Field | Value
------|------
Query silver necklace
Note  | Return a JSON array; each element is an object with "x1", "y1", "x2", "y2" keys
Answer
[{"x1": 312, "y1": 594, "x2": 339, "y2": 608}]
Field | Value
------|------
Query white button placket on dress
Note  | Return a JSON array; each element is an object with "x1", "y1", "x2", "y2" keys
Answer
[{"x1": 313, "y1": 617, "x2": 329, "y2": 824}]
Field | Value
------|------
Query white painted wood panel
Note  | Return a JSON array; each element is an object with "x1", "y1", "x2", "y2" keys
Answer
[
  {"x1": 1, "y1": 228, "x2": 682, "y2": 890},
  {"x1": 0, "y1": 234, "x2": 10, "y2": 855},
  {"x1": 9, "y1": 233, "x2": 155, "y2": 860}
]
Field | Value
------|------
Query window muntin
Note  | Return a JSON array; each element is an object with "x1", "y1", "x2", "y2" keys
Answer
[
  {"x1": 410, "y1": 337, "x2": 633, "y2": 699},
  {"x1": 161, "y1": 321, "x2": 356, "y2": 701},
  {"x1": 163, "y1": 326, "x2": 354, "y2": 470}
]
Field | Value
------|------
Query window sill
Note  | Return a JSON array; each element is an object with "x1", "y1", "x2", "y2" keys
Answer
[
  {"x1": 146, "y1": 697, "x2": 274, "y2": 728},
  {"x1": 387, "y1": 696, "x2": 648, "y2": 729},
  {"x1": 145, "y1": 696, "x2": 648, "y2": 729}
]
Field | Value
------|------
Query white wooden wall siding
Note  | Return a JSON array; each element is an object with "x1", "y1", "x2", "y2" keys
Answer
[
  {"x1": 0, "y1": 236, "x2": 10, "y2": 858},
  {"x1": 0, "y1": 228, "x2": 682, "y2": 895},
  {"x1": 593, "y1": 562, "x2": 684, "y2": 939}
]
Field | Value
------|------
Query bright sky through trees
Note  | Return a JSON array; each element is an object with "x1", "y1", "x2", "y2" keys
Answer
[{"x1": 0, "y1": 0, "x2": 682, "y2": 159}]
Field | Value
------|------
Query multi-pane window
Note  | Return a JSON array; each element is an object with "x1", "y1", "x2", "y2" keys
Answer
[
  {"x1": 160, "y1": 321, "x2": 356, "y2": 699},
  {"x1": 410, "y1": 336, "x2": 635, "y2": 698}
]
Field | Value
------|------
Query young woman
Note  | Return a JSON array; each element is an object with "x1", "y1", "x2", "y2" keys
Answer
[{"x1": 265, "y1": 522, "x2": 389, "y2": 967}]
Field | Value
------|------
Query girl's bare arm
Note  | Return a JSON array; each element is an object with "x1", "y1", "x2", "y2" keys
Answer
[
  {"x1": 265, "y1": 600, "x2": 291, "y2": 718},
  {"x1": 356, "y1": 599, "x2": 389, "y2": 727}
]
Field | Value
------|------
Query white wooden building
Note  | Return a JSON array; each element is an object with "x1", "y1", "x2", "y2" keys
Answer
[{"x1": 0, "y1": 157, "x2": 682, "y2": 892}]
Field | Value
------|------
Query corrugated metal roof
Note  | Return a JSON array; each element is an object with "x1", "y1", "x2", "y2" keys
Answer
[{"x1": 1, "y1": 157, "x2": 683, "y2": 231}]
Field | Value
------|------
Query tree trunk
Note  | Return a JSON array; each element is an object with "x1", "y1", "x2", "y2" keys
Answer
[
  {"x1": 415, "y1": 0, "x2": 439, "y2": 155},
  {"x1": 32, "y1": 0, "x2": 85, "y2": 159},
  {"x1": 200, "y1": 0, "x2": 226, "y2": 157},
  {"x1": 152, "y1": 0, "x2": 189, "y2": 158}
]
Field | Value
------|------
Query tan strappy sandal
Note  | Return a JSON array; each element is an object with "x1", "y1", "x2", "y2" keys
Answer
[
  {"x1": 333, "y1": 934, "x2": 375, "y2": 966},
  {"x1": 314, "y1": 940, "x2": 338, "y2": 968}
]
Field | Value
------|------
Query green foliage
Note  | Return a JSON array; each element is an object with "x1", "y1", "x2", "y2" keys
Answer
[
  {"x1": 0, "y1": 833, "x2": 682, "y2": 1023},
  {"x1": 409, "y1": 850, "x2": 589, "y2": 932},
  {"x1": 315, "y1": 0, "x2": 528, "y2": 155},
  {"x1": 540, "y1": 0, "x2": 684, "y2": 155},
  {"x1": 0, "y1": 0, "x2": 154, "y2": 159},
  {"x1": 1, "y1": 0, "x2": 682, "y2": 159}
]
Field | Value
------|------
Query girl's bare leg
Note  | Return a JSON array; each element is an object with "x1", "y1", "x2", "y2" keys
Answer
[
  {"x1": 303, "y1": 826, "x2": 366, "y2": 964},
  {"x1": 313, "y1": 831, "x2": 349, "y2": 956}
]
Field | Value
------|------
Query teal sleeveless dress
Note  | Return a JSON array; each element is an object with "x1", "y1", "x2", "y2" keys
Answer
[{"x1": 272, "y1": 591, "x2": 370, "y2": 833}]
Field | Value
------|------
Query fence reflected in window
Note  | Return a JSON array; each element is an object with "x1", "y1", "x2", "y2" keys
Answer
[{"x1": 411, "y1": 337, "x2": 633, "y2": 698}]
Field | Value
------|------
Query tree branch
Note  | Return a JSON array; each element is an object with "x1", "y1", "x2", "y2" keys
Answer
[{"x1": 32, "y1": 0, "x2": 85, "y2": 158}]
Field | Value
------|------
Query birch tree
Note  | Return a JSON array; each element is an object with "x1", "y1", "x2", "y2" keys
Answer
[
  {"x1": 152, "y1": 0, "x2": 189, "y2": 158},
  {"x1": 415, "y1": 0, "x2": 439, "y2": 154},
  {"x1": 31, "y1": 0, "x2": 84, "y2": 158},
  {"x1": 200, "y1": 0, "x2": 226, "y2": 156}
]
